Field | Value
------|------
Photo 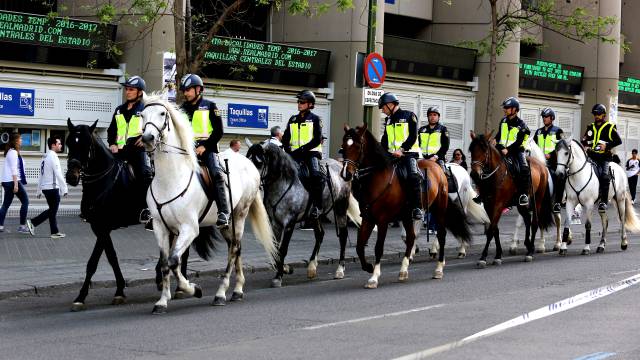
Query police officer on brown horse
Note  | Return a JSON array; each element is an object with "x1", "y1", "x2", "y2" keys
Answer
[
  {"x1": 179, "y1": 73, "x2": 229, "y2": 228},
  {"x1": 495, "y1": 96, "x2": 531, "y2": 207},
  {"x1": 282, "y1": 90, "x2": 325, "y2": 219},
  {"x1": 379, "y1": 92, "x2": 423, "y2": 220}
]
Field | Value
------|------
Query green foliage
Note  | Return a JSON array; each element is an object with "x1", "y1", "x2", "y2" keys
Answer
[{"x1": 96, "y1": 4, "x2": 116, "y2": 23}]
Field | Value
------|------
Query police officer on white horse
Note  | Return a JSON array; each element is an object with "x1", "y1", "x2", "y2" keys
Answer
[
  {"x1": 179, "y1": 73, "x2": 230, "y2": 228},
  {"x1": 532, "y1": 107, "x2": 565, "y2": 213}
]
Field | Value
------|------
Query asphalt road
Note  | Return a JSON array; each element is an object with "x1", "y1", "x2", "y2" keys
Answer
[{"x1": 2, "y1": 229, "x2": 640, "y2": 360}]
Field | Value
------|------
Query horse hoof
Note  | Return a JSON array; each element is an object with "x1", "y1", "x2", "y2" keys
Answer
[
  {"x1": 230, "y1": 292, "x2": 244, "y2": 302},
  {"x1": 70, "y1": 302, "x2": 86, "y2": 312},
  {"x1": 212, "y1": 296, "x2": 226, "y2": 306},
  {"x1": 535, "y1": 247, "x2": 546, "y2": 254},
  {"x1": 283, "y1": 264, "x2": 294, "y2": 275},
  {"x1": 173, "y1": 290, "x2": 186, "y2": 299},
  {"x1": 493, "y1": 259, "x2": 502, "y2": 266},
  {"x1": 193, "y1": 285, "x2": 203, "y2": 299},
  {"x1": 477, "y1": 260, "x2": 487, "y2": 269},
  {"x1": 559, "y1": 249, "x2": 567, "y2": 257},
  {"x1": 581, "y1": 249, "x2": 591, "y2": 256},
  {"x1": 566, "y1": 239, "x2": 573, "y2": 246},
  {"x1": 398, "y1": 271, "x2": 409, "y2": 282},
  {"x1": 508, "y1": 248, "x2": 517, "y2": 256},
  {"x1": 151, "y1": 305, "x2": 167, "y2": 315},
  {"x1": 364, "y1": 280, "x2": 378, "y2": 289},
  {"x1": 307, "y1": 268, "x2": 317, "y2": 280},
  {"x1": 111, "y1": 296, "x2": 127, "y2": 305},
  {"x1": 271, "y1": 278, "x2": 282, "y2": 288},
  {"x1": 457, "y1": 252, "x2": 466, "y2": 259},
  {"x1": 596, "y1": 246, "x2": 605, "y2": 254},
  {"x1": 429, "y1": 252, "x2": 437, "y2": 260},
  {"x1": 621, "y1": 243, "x2": 628, "y2": 251},
  {"x1": 334, "y1": 271, "x2": 345, "y2": 280},
  {"x1": 363, "y1": 263, "x2": 374, "y2": 274},
  {"x1": 432, "y1": 270, "x2": 443, "y2": 280},
  {"x1": 524, "y1": 255, "x2": 533, "y2": 263},
  {"x1": 553, "y1": 245, "x2": 560, "y2": 251},
  {"x1": 156, "y1": 282, "x2": 163, "y2": 292}
]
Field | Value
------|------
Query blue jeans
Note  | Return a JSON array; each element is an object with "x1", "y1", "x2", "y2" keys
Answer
[
  {"x1": 31, "y1": 189, "x2": 60, "y2": 234},
  {"x1": 0, "y1": 181, "x2": 29, "y2": 226}
]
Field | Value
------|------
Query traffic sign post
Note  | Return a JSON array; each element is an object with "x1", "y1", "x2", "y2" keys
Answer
[{"x1": 363, "y1": 53, "x2": 386, "y2": 89}]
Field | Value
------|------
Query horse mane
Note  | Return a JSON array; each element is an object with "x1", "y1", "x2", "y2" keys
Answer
[
  {"x1": 144, "y1": 93, "x2": 199, "y2": 172},
  {"x1": 347, "y1": 126, "x2": 390, "y2": 167},
  {"x1": 264, "y1": 143, "x2": 298, "y2": 179}
]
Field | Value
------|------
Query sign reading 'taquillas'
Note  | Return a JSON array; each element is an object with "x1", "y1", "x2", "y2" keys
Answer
[
  {"x1": 0, "y1": 87, "x2": 35, "y2": 116},
  {"x1": 227, "y1": 103, "x2": 268, "y2": 129}
]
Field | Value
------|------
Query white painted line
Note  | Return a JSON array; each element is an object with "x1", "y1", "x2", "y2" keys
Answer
[
  {"x1": 573, "y1": 352, "x2": 616, "y2": 360},
  {"x1": 302, "y1": 304, "x2": 445, "y2": 331},
  {"x1": 393, "y1": 273, "x2": 640, "y2": 360},
  {"x1": 611, "y1": 268, "x2": 640, "y2": 276}
]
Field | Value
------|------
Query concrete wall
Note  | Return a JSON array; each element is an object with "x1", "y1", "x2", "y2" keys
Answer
[{"x1": 621, "y1": 0, "x2": 640, "y2": 78}]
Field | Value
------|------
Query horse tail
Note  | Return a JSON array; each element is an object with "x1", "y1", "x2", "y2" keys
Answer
[
  {"x1": 248, "y1": 194, "x2": 278, "y2": 266},
  {"x1": 346, "y1": 193, "x2": 362, "y2": 227},
  {"x1": 191, "y1": 226, "x2": 219, "y2": 260},
  {"x1": 624, "y1": 192, "x2": 640, "y2": 233},
  {"x1": 461, "y1": 183, "x2": 490, "y2": 225},
  {"x1": 445, "y1": 198, "x2": 472, "y2": 247},
  {"x1": 538, "y1": 178, "x2": 555, "y2": 231}
]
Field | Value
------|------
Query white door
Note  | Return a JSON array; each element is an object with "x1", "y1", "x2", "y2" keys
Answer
[{"x1": 519, "y1": 98, "x2": 582, "y2": 141}]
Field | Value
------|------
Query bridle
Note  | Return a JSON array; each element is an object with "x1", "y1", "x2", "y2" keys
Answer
[
  {"x1": 471, "y1": 141, "x2": 502, "y2": 181},
  {"x1": 342, "y1": 135, "x2": 378, "y2": 180},
  {"x1": 68, "y1": 134, "x2": 118, "y2": 185},
  {"x1": 556, "y1": 139, "x2": 589, "y2": 177},
  {"x1": 142, "y1": 102, "x2": 190, "y2": 156}
]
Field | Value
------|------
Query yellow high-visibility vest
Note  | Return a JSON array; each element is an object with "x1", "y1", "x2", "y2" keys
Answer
[
  {"x1": 591, "y1": 121, "x2": 614, "y2": 154},
  {"x1": 536, "y1": 128, "x2": 559, "y2": 155},
  {"x1": 289, "y1": 121, "x2": 322, "y2": 152},
  {"x1": 420, "y1": 130, "x2": 442, "y2": 156},
  {"x1": 385, "y1": 122, "x2": 420, "y2": 153},
  {"x1": 115, "y1": 114, "x2": 142, "y2": 149},
  {"x1": 192, "y1": 109, "x2": 213, "y2": 140},
  {"x1": 499, "y1": 122, "x2": 528, "y2": 149}
]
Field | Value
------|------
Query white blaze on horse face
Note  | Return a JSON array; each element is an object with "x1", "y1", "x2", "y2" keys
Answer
[{"x1": 346, "y1": 139, "x2": 354, "y2": 147}]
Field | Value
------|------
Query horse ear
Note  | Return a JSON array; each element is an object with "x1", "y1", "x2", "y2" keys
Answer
[
  {"x1": 470, "y1": 130, "x2": 476, "y2": 139},
  {"x1": 67, "y1": 118, "x2": 74, "y2": 130},
  {"x1": 362, "y1": 122, "x2": 368, "y2": 131},
  {"x1": 487, "y1": 129, "x2": 494, "y2": 138},
  {"x1": 245, "y1": 137, "x2": 253, "y2": 147},
  {"x1": 343, "y1": 124, "x2": 350, "y2": 132},
  {"x1": 89, "y1": 119, "x2": 98, "y2": 133}
]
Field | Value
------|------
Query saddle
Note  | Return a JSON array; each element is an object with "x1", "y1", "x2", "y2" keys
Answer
[
  {"x1": 591, "y1": 162, "x2": 614, "y2": 185},
  {"x1": 503, "y1": 156, "x2": 522, "y2": 177},
  {"x1": 197, "y1": 161, "x2": 217, "y2": 199},
  {"x1": 296, "y1": 161, "x2": 327, "y2": 187}
]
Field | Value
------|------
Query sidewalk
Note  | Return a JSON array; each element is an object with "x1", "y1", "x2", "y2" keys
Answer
[{"x1": 0, "y1": 210, "x2": 616, "y2": 299}]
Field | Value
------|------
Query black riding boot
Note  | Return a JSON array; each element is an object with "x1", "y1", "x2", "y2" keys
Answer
[
  {"x1": 599, "y1": 165, "x2": 611, "y2": 213},
  {"x1": 140, "y1": 161, "x2": 154, "y2": 231},
  {"x1": 409, "y1": 175, "x2": 423, "y2": 220},
  {"x1": 553, "y1": 172, "x2": 566, "y2": 214},
  {"x1": 206, "y1": 153, "x2": 230, "y2": 228},
  {"x1": 309, "y1": 176, "x2": 325, "y2": 219},
  {"x1": 518, "y1": 168, "x2": 531, "y2": 207}
]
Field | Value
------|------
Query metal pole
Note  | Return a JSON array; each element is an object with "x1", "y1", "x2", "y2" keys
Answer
[
  {"x1": 224, "y1": 159, "x2": 236, "y2": 242},
  {"x1": 363, "y1": 0, "x2": 376, "y2": 128}
]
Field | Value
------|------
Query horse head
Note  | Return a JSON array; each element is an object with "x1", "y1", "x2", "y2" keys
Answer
[
  {"x1": 140, "y1": 96, "x2": 170, "y2": 152},
  {"x1": 468, "y1": 130, "x2": 499, "y2": 179},
  {"x1": 246, "y1": 142, "x2": 267, "y2": 175},
  {"x1": 340, "y1": 123, "x2": 368, "y2": 181},
  {"x1": 554, "y1": 137, "x2": 576, "y2": 178},
  {"x1": 65, "y1": 118, "x2": 98, "y2": 186}
]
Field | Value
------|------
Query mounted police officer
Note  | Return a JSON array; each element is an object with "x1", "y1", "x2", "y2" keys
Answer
[
  {"x1": 581, "y1": 103, "x2": 622, "y2": 213},
  {"x1": 418, "y1": 106, "x2": 457, "y2": 189},
  {"x1": 179, "y1": 73, "x2": 229, "y2": 228},
  {"x1": 532, "y1": 107, "x2": 565, "y2": 213},
  {"x1": 107, "y1": 75, "x2": 153, "y2": 228},
  {"x1": 282, "y1": 90, "x2": 325, "y2": 219},
  {"x1": 494, "y1": 96, "x2": 531, "y2": 207},
  {"x1": 379, "y1": 92, "x2": 423, "y2": 220}
]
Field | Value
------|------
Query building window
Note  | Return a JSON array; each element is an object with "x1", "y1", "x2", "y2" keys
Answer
[{"x1": 17, "y1": 128, "x2": 43, "y2": 153}]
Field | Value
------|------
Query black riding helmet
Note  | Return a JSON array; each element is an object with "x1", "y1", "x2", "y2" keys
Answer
[
  {"x1": 592, "y1": 103, "x2": 607, "y2": 116},
  {"x1": 378, "y1": 92, "x2": 399, "y2": 109},
  {"x1": 427, "y1": 106, "x2": 440, "y2": 116},
  {"x1": 540, "y1": 107, "x2": 555, "y2": 120},
  {"x1": 296, "y1": 90, "x2": 316, "y2": 108},
  {"x1": 180, "y1": 74, "x2": 204, "y2": 91},
  {"x1": 502, "y1": 97, "x2": 520, "y2": 111},
  {"x1": 122, "y1": 76, "x2": 146, "y2": 91}
]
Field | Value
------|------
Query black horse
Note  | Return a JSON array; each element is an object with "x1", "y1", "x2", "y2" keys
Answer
[{"x1": 65, "y1": 119, "x2": 215, "y2": 311}]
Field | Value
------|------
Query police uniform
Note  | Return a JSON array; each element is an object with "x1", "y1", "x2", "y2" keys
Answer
[
  {"x1": 533, "y1": 124, "x2": 565, "y2": 210},
  {"x1": 581, "y1": 120, "x2": 622, "y2": 209},
  {"x1": 181, "y1": 96, "x2": 230, "y2": 223},
  {"x1": 282, "y1": 110, "x2": 325, "y2": 217},
  {"x1": 381, "y1": 108, "x2": 423, "y2": 219},
  {"x1": 418, "y1": 123, "x2": 449, "y2": 162},
  {"x1": 494, "y1": 115, "x2": 531, "y2": 204}
]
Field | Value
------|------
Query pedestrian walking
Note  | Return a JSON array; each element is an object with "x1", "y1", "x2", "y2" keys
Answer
[
  {"x1": 29, "y1": 136, "x2": 68, "y2": 238},
  {"x1": 626, "y1": 149, "x2": 640, "y2": 203},
  {"x1": 0, "y1": 132, "x2": 32, "y2": 234}
]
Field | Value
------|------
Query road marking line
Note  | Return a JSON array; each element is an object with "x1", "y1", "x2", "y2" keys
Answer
[
  {"x1": 302, "y1": 304, "x2": 445, "y2": 331},
  {"x1": 573, "y1": 352, "x2": 616, "y2": 360},
  {"x1": 392, "y1": 273, "x2": 640, "y2": 360},
  {"x1": 612, "y1": 268, "x2": 640, "y2": 275}
]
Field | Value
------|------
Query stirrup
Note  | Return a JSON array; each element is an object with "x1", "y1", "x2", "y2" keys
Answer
[
  {"x1": 598, "y1": 202, "x2": 607, "y2": 213},
  {"x1": 411, "y1": 208, "x2": 423, "y2": 220},
  {"x1": 518, "y1": 194, "x2": 529, "y2": 207},
  {"x1": 139, "y1": 208, "x2": 152, "y2": 224},
  {"x1": 472, "y1": 196, "x2": 482, "y2": 204},
  {"x1": 216, "y1": 212, "x2": 230, "y2": 228},
  {"x1": 552, "y1": 203, "x2": 561, "y2": 213}
]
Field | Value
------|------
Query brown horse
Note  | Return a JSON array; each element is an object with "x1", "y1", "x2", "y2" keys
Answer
[
  {"x1": 468, "y1": 131, "x2": 554, "y2": 267},
  {"x1": 340, "y1": 124, "x2": 471, "y2": 288}
]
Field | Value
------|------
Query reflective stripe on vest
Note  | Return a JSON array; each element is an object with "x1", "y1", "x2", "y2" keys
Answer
[
  {"x1": 537, "y1": 131, "x2": 557, "y2": 155},
  {"x1": 591, "y1": 121, "x2": 614, "y2": 154},
  {"x1": 385, "y1": 122, "x2": 420, "y2": 153},
  {"x1": 192, "y1": 109, "x2": 213, "y2": 140},
  {"x1": 289, "y1": 122, "x2": 322, "y2": 152},
  {"x1": 499, "y1": 122, "x2": 528, "y2": 149},
  {"x1": 115, "y1": 114, "x2": 143, "y2": 149},
  {"x1": 420, "y1": 131, "x2": 442, "y2": 155}
]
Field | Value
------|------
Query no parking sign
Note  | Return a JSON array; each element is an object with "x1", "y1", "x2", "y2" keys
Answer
[{"x1": 363, "y1": 53, "x2": 386, "y2": 89}]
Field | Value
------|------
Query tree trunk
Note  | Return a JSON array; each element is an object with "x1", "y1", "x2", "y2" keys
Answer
[
  {"x1": 174, "y1": 0, "x2": 187, "y2": 104},
  {"x1": 485, "y1": 0, "x2": 498, "y2": 132}
]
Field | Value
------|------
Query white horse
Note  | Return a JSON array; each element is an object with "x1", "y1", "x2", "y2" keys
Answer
[
  {"x1": 555, "y1": 138, "x2": 640, "y2": 255},
  {"x1": 403, "y1": 162, "x2": 490, "y2": 259},
  {"x1": 509, "y1": 138, "x2": 565, "y2": 254},
  {"x1": 140, "y1": 95, "x2": 277, "y2": 314}
]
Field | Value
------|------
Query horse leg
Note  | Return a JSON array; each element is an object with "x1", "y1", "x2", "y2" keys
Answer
[
  {"x1": 583, "y1": 204, "x2": 595, "y2": 255},
  {"x1": 518, "y1": 207, "x2": 534, "y2": 262},
  {"x1": 619, "y1": 195, "x2": 629, "y2": 250},
  {"x1": 597, "y1": 208, "x2": 608, "y2": 253},
  {"x1": 101, "y1": 233, "x2": 127, "y2": 305},
  {"x1": 457, "y1": 239, "x2": 467, "y2": 259},
  {"x1": 494, "y1": 227, "x2": 504, "y2": 264},
  {"x1": 535, "y1": 223, "x2": 546, "y2": 253},
  {"x1": 356, "y1": 220, "x2": 376, "y2": 274},
  {"x1": 307, "y1": 220, "x2": 325, "y2": 280},
  {"x1": 365, "y1": 222, "x2": 388, "y2": 289},
  {"x1": 433, "y1": 217, "x2": 447, "y2": 279},
  {"x1": 173, "y1": 242, "x2": 190, "y2": 299},
  {"x1": 213, "y1": 238, "x2": 239, "y2": 306},
  {"x1": 553, "y1": 213, "x2": 562, "y2": 251},
  {"x1": 509, "y1": 215, "x2": 523, "y2": 255},
  {"x1": 272, "y1": 222, "x2": 294, "y2": 288},
  {"x1": 399, "y1": 218, "x2": 415, "y2": 282},
  {"x1": 71, "y1": 239, "x2": 104, "y2": 311},
  {"x1": 335, "y1": 220, "x2": 349, "y2": 279},
  {"x1": 152, "y1": 249, "x2": 171, "y2": 315},
  {"x1": 560, "y1": 200, "x2": 575, "y2": 256},
  {"x1": 478, "y1": 224, "x2": 495, "y2": 268}
]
